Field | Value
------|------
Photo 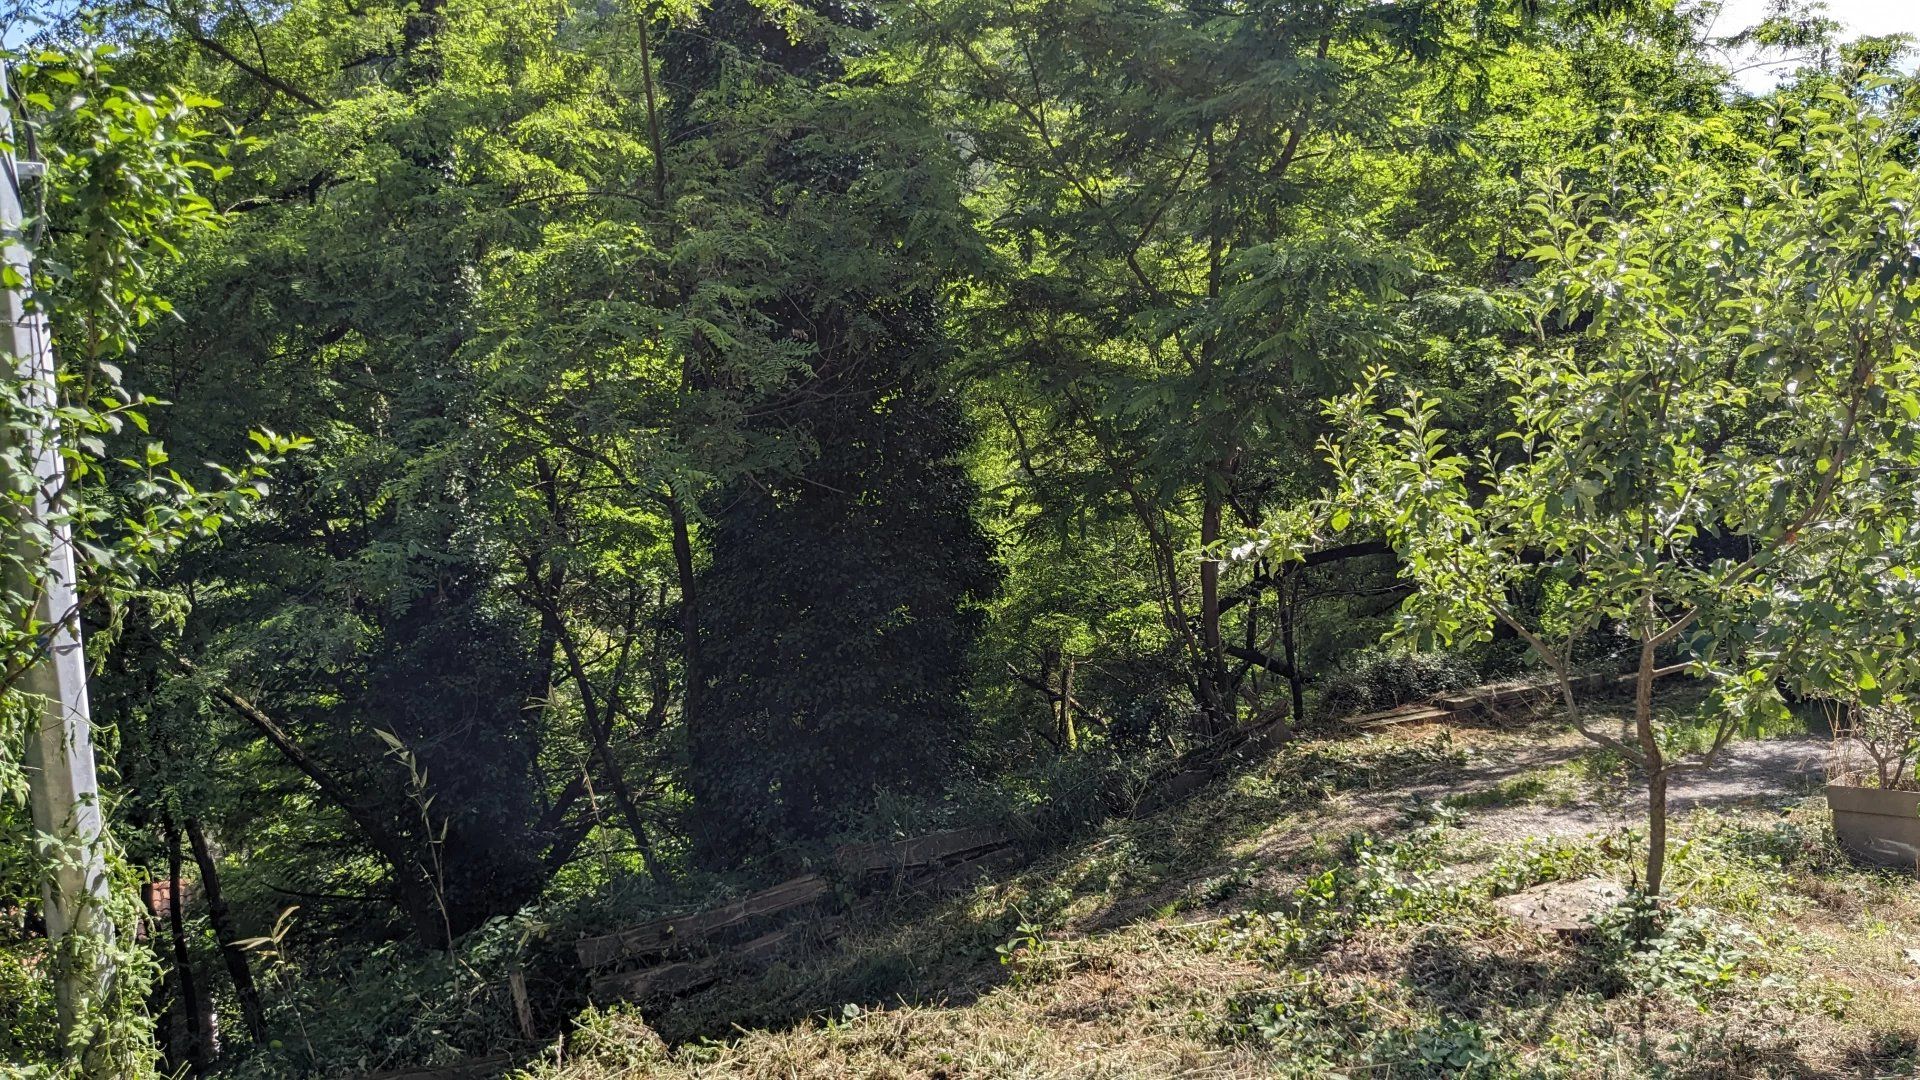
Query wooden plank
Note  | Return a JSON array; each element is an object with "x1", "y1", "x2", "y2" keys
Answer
[
  {"x1": 574, "y1": 872, "x2": 830, "y2": 968},
  {"x1": 732, "y1": 923, "x2": 806, "y2": 962},
  {"x1": 591, "y1": 957, "x2": 717, "y2": 1002},
  {"x1": 590, "y1": 919, "x2": 844, "y2": 1003},
  {"x1": 833, "y1": 826, "x2": 1009, "y2": 878},
  {"x1": 1438, "y1": 664, "x2": 1689, "y2": 713},
  {"x1": 1336, "y1": 699, "x2": 1443, "y2": 722},
  {"x1": 1344, "y1": 705, "x2": 1451, "y2": 730},
  {"x1": 914, "y1": 845, "x2": 1024, "y2": 894},
  {"x1": 1435, "y1": 678, "x2": 1550, "y2": 712}
]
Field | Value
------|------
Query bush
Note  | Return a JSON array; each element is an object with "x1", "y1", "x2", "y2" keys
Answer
[
  {"x1": 0, "y1": 936, "x2": 56, "y2": 1067},
  {"x1": 1315, "y1": 648, "x2": 1477, "y2": 721}
]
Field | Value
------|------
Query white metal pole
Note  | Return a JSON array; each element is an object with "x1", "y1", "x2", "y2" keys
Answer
[{"x1": 0, "y1": 63, "x2": 114, "y2": 1030}]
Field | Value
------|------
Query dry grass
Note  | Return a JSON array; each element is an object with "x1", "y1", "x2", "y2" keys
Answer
[{"x1": 523, "y1": 702, "x2": 1920, "y2": 1079}]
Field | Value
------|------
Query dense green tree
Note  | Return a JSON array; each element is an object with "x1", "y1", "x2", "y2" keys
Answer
[
  {"x1": 9, "y1": 0, "x2": 1911, "y2": 1072},
  {"x1": 695, "y1": 311, "x2": 996, "y2": 853},
  {"x1": 657, "y1": 0, "x2": 997, "y2": 856},
  {"x1": 929, "y1": 0, "x2": 1724, "y2": 746}
]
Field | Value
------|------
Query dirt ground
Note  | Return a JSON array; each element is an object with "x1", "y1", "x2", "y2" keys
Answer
[
  {"x1": 1228, "y1": 700, "x2": 1837, "y2": 897},
  {"x1": 1407, "y1": 725, "x2": 1828, "y2": 841},
  {"x1": 540, "y1": 702, "x2": 1920, "y2": 1080}
]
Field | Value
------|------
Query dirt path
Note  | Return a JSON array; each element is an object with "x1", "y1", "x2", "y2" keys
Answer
[
  {"x1": 1102, "y1": 714, "x2": 1837, "y2": 930},
  {"x1": 1370, "y1": 725, "x2": 1831, "y2": 843}
]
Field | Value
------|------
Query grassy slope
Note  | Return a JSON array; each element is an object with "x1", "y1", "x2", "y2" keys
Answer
[{"x1": 529, "y1": 699, "x2": 1920, "y2": 1079}]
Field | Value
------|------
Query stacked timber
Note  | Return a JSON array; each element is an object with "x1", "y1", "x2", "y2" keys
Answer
[
  {"x1": 1434, "y1": 678, "x2": 1562, "y2": 719},
  {"x1": 834, "y1": 826, "x2": 1020, "y2": 890},
  {"x1": 1337, "y1": 702, "x2": 1453, "y2": 729},
  {"x1": 575, "y1": 872, "x2": 835, "y2": 1002},
  {"x1": 574, "y1": 872, "x2": 831, "y2": 969},
  {"x1": 586, "y1": 917, "x2": 846, "y2": 1003},
  {"x1": 577, "y1": 826, "x2": 1021, "y2": 1006}
]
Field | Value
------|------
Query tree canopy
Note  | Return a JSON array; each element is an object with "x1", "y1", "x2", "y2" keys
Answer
[{"x1": 0, "y1": 0, "x2": 1915, "y2": 1075}]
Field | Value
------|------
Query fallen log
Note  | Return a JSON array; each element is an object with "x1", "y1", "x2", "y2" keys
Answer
[
  {"x1": 833, "y1": 826, "x2": 1010, "y2": 879},
  {"x1": 1337, "y1": 703, "x2": 1453, "y2": 729},
  {"x1": 574, "y1": 872, "x2": 830, "y2": 969},
  {"x1": 590, "y1": 918, "x2": 844, "y2": 1003}
]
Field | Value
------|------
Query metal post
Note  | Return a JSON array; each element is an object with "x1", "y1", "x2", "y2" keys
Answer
[{"x1": 0, "y1": 63, "x2": 114, "y2": 1030}]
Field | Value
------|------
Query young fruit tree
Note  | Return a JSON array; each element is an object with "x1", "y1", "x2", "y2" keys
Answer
[{"x1": 1268, "y1": 84, "x2": 1920, "y2": 895}]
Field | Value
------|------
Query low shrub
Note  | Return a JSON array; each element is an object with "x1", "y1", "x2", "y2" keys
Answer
[{"x1": 1315, "y1": 648, "x2": 1477, "y2": 721}]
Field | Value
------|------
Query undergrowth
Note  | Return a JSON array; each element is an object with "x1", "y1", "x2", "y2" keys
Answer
[{"x1": 524, "y1": 719, "x2": 1920, "y2": 1080}]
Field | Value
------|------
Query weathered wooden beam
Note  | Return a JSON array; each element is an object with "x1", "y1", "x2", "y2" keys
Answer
[
  {"x1": 590, "y1": 957, "x2": 716, "y2": 1002},
  {"x1": 589, "y1": 918, "x2": 845, "y2": 1003},
  {"x1": 833, "y1": 826, "x2": 1010, "y2": 878},
  {"x1": 1338, "y1": 704, "x2": 1453, "y2": 729},
  {"x1": 1435, "y1": 663, "x2": 1689, "y2": 716},
  {"x1": 915, "y1": 846, "x2": 1024, "y2": 894},
  {"x1": 574, "y1": 872, "x2": 830, "y2": 969}
]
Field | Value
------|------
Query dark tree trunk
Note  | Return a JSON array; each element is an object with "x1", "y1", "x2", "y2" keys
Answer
[
  {"x1": 1198, "y1": 488, "x2": 1228, "y2": 734},
  {"x1": 162, "y1": 816, "x2": 209, "y2": 1073},
  {"x1": 1280, "y1": 570, "x2": 1304, "y2": 725},
  {"x1": 184, "y1": 818, "x2": 266, "y2": 1046},
  {"x1": 669, "y1": 492, "x2": 701, "y2": 745},
  {"x1": 1634, "y1": 627, "x2": 1669, "y2": 896}
]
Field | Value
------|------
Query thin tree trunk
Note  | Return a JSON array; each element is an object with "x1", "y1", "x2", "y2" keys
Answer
[
  {"x1": 669, "y1": 492, "x2": 701, "y2": 740},
  {"x1": 1198, "y1": 487, "x2": 1228, "y2": 733},
  {"x1": 1039, "y1": 648, "x2": 1059, "y2": 749},
  {"x1": 1634, "y1": 626, "x2": 1668, "y2": 895},
  {"x1": 550, "y1": 622, "x2": 670, "y2": 886},
  {"x1": 1196, "y1": 122, "x2": 1231, "y2": 736},
  {"x1": 1201, "y1": 490, "x2": 1222, "y2": 661},
  {"x1": 1059, "y1": 658, "x2": 1077, "y2": 751},
  {"x1": 185, "y1": 818, "x2": 266, "y2": 1047},
  {"x1": 1280, "y1": 570, "x2": 1304, "y2": 725},
  {"x1": 162, "y1": 815, "x2": 208, "y2": 1073},
  {"x1": 1645, "y1": 768, "x2": 1668, "y2": 896}
]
